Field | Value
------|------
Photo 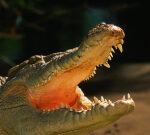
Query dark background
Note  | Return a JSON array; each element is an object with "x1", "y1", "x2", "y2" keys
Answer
[{"x1": 0, "y1": 0, "x2": 149, "y2": 94}]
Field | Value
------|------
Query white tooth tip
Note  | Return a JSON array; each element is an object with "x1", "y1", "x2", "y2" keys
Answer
[
  {"x1": 70, "y1": 108, "x2": 73, "y2": 111},
  {"x1": 61, "y1": 103, "x2": 64, "y2": 108},
  {"x1": 103, "y1": 63, "x2": 110, "y2": 68},
  {"x1": 122, "y1": 95, "x2": 126, "y2": 100},
  {"x1": 111, "y1": 48, "x2": 115, "y2": 53},
  {"x1": 118, "y1": 44, "x2": 123, "y2": 53},
  {"x1": 127, "y1": 93, "x2": 131, "y2": 99},
  {"x1": 108, "y1": 56, "x2": 111, "y2": 60},
  {"x1": 108, "y1": 100, "x2": 112, "y2": 104},
  {"x1": 101, "y1": 96, "x2": 104, "y2": 102},
  {"x1": 93, "y1": 96, "x2": 99, "y2": 104},
  {"x1": 115, "y1": 46, "x2": 118, "y2": 49},
  {"x1": 66, "y1": 104, "x2": 68, "y2": 108},
  {"x1": 110, "y1": 52, "x2": 113, "y2": 57}
]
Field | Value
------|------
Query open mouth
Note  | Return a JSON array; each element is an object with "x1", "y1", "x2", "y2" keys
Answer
[{"x1": 27, "y1": 37, "x2": 134, "y2": 113}]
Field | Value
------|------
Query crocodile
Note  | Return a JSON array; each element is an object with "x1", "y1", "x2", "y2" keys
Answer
[{"x1": 0, "y1": 22, "x2": 135, "y2": 135}]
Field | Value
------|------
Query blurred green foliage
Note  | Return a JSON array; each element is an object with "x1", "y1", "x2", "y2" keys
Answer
[
  {"x1": 0, "y1": 0, "x2": 118, "y2": 74},
  {"x1": 0, "y1": 39, "x2": 22, "y2": 59}
]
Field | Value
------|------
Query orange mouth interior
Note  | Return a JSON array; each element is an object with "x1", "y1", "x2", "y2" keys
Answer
[
  {"x1": 28, "y1": 86, "x2": 89, "y2": 110},
  {"x1": 27, "y1": 65, "x2": 95, "y2": 111}
]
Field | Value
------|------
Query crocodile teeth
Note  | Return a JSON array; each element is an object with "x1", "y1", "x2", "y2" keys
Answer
[
  {"x1": 118, "y1": 44, "x2": 123, "y2": 53},
  {"x1": 93, "y1": 96, "x2": 99, "y2": 104},
  {"x1": 90, "y1": 73, "x2": 94, "y2": 78},
  {"x1": 111, "y1": 48, "x2": 115, "y2": 53},
  {"x1": 93, "y1": 71, "x2": 96, "y2": 74},
  {"x1": 100, "y1": 96, "x2": 104, "y2": 102},
  {"x1": 110, "y1": 52, "x2": 113, "y2": 58},
  {"x1": 115, "y1": 46, "x2": 118, "y2": 49},
  {"x1": 61, "y1": 103, "x2": 64, "y2": 108},
  {"x1": 108, "y1": 56, "x2": 111, "y2": 60},
  {"x1": 86, "y1": 77, "x2": 90, "y2": 81},
  {"x1": 108, "y1": 100, "x2": 112, "y2": 105},
  {"x1": 66, "y1": 104, "x2": 69, "y2": 108},
  {"x1": 122, "y1": 95, "x2": 126, "y2": 100},
  {"x1": 70, "y1": 108, "x2": 73, "y2": 111},
  {"x1": 120, "y1": 39, "x2": 124, "y2": 44},
  {"x1": 127, "y1": 93, "x2": 131, "y2": 99},
  {"x1": 103, "y1": 62, "x2": 110, "y2": 68},
  {"x1": 105, "y1": 99, "x2": 107, "y2": 103}
]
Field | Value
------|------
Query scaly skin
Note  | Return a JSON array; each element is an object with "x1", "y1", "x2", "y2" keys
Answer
[{"x1": 0, "y1": 22, "x2": 135, "y2": 135}]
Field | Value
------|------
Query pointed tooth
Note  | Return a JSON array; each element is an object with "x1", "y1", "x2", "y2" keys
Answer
[
  {"x1": 108, "y1": 56, "x2": 111, "y2": 60},
  {"x1": 115, "y1": 46, "x2": 118, "y2": 49},
  {"x1": 48, "y1": 76, "x2": 51, "y2": 80},
  {"x1": 111, "y1": 48, "x2": 115, "y2": 53},
  {"x1": 66, "y1": 104, "x2": 68, "y2": 108},
  {"x1": 120, "y1": 39, "x2": 124, "y2": 44},
  {"x1": 105, "y1": 99, "x2": 107, "y2": 103},
  {"x1": 93, "y1": 96, "x2": 99, "y2": 104},
  {"x1": 70, "y1": 108, "x2": 73, "y2": 111},
  {"x1": 122, "y1": 95, "x2": 126, "y2": 100},
  {"x1": 118, "y1": 44, "x2": 123, "y2": 53},
  {"x1": 127, "y1": 93, "x2": 131, "y2": 99},
  {"x1": 86, "y1": 77, "x2": 89, "y2": 81},
  {"x1": 108, "y1": 100, "x2": 112, "y2": 104},
  {"x1": 110, "y1": 52, "x2": 113, "y2": 57},
  {"x1": 61, "y1": 103, "x2": 64, "y2": 108},
  {"x1": 103, "y1": 62, "x2": 110, "y2": 68},
  {"x1": 101, "y1": 96, "x2": 104, "y2": 102}
]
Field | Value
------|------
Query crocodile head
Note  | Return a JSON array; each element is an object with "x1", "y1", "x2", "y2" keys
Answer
[{"x1": 0, "y1": 22, "x2": 135, "y2": 135}]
